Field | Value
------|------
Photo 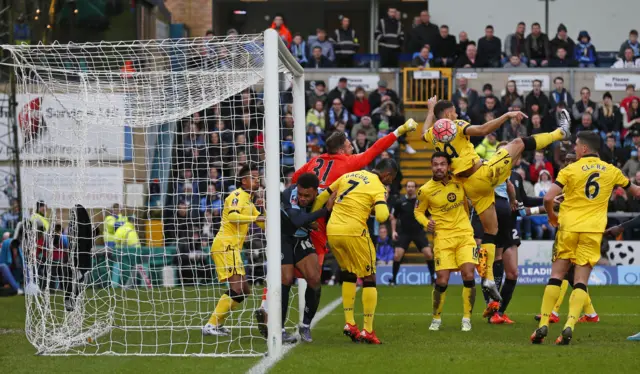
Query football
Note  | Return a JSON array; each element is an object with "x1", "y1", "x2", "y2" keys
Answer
[{"x1": 432, "y1": 118, "x2": 457, "y2": 143}]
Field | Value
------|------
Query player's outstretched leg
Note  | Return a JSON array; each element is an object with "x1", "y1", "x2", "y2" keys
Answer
[
  {"x1": 359, "y1": 276, "x2": 381, "y2": 344},
  {"x1": 341, "y1": 271, "x2": 360, "y2": 342}
]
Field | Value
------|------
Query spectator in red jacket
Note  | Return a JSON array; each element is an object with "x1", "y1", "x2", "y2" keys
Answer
[
  {"x1": 621, "y1": 84, "x2": 640, "y2": 113},
  {"x1": 529, "y1": 150, "x2": 555, "y2": 183},
  {"x1": 271, "y1": 15, "x2": 292, "y2": 47},
  {"x1": 352, "y1": 86, "x2": 371, "y2": 120}
]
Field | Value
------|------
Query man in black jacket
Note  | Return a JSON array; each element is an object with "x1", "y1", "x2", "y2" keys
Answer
[
  {"x1": 550, "y1": 24, "x2": 575, "y2": 59},
  {"x1": 525, "y1": 22, "x2": 551, "y2": 67},
  {"x1": 309, "y1": 46, "x2": 334, "y2": 68},
  {"x1": 408, "y1": 10, "x2": 439, "y2": 54},
  {"x1": 375, "y1": 7, "x2": 404, "y2": 68},
  {"x1": 433, "y1": 25, "x2": 457, "y2": 67},
  {"x1": 548, "y1": 47, "x2": 578, "y2": 67},
  {"x1": 369, "y1": 80, "x2": 400, "y2": 112},
  {"x1": 477, "y1": 25, "x2": 502, "y2": 68},
  {"x1": 525, "y1": 79, "x2": 550, "y2": 117},
  {"x1": 333, "y1": 17, "x2": 360, "y2": 68},
  {"x1": 327, "y1": 77, "x2": 356, "y2": 112}
]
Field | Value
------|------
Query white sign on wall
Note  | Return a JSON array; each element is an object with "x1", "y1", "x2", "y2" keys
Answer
[
  {"x1": 594, "y1": 74, "x2": 640, "y2": 91},
  {"x1": 21, "y1": 167, "x2": 124, "y2": 209},
  {"x1": 328, "y1": 75, "x2": 380, "y2": 91},
  {"x1": 413, "y1": 70, "x2": 441, "y2": 79},
  {"x1": 0, "y1": 93, "x2": 128, "y2": 161},
  {"x1": 508, "y1": 75, "x2": 550, "y2": 92}
]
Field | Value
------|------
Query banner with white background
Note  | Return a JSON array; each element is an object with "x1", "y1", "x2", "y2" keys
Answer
[{"x1": 594, "y1": 74, "x2": 640, "y2": 91}]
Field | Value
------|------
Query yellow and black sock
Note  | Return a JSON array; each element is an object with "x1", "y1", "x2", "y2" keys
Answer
[
  {"x1": 362, "y1": 280, "x2": 377, "y2": 332},
  {"x1": 552, "y1": 279, "x2": 570, "y2": 315},
  {"x1": 462, "y1": 280, "x2": 476, "y2": 319},
  {"x1": 208, "y1": 290, "x2": 243, "y2": 326},
  {"x1": 432, "y1": 283, "x2": 448, "y2": 319},
  {"x1": 539, "y1": 278, "x2": 563, "y2": 328},
  {"x1": 341, "y1": 271, "x2": 357, "y2": 326},
  {"x1": 565, "y1": 283, "x2": 588, "y2": 330},
  {"x1": 583, "y1": 291, "x2": 597, "y2": 316},
  {"x1": 522, "y1": 129, "x2": 565, "y2": 151},
  {"x1": 481, "y1": 234, "x2": 496, "y2": 281}
]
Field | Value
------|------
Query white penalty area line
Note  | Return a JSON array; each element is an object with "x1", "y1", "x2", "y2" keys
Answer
[
  {"x1": 328, "y1": 312, "x2": 640, "y2": 317},
  {"x1": 247, "y1": 296, "x2": 344, "y2": 374}
]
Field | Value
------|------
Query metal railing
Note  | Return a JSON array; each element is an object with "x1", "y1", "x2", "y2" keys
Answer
[{"x1": 402, "y1": 67, "x2": 453, "y2": 108}]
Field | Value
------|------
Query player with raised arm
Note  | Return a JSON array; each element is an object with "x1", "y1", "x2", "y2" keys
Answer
[
  {"x1": 422, "y1": 96, "x2": 570, "y2": 308},
  {"x1": 313, "y1": 159, "x2": 398, "y2": 344},
  {"x1": 203, "y1": 164, "x2": 265, "y2": 336},
  {"x1": 531, "y1": 131, "x2": 640, "y2": 345},
  {"x1": 414, "y1": 152, "x2": 479, "y2": 332},
  {"x1": 255, "y1": 119, "x2": 418, "y2": 328}
]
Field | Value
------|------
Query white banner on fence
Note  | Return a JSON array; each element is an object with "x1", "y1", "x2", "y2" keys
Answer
[
  {"x1": 328, "y1": 74, "x2": 380, "y2": 91},
  {"x1": 594, "y1": 74, "x2": 640, "y2": 91},
  {"x1": 413, "y1": 70, "x2": 441, "y2": 79},
  {"x1": 21, "y1": 167, "x2": 124, "y2": 209},
  {"x1": 0, "y1": 93, "x2": 127, "y2": 161},
  {"x1": 518, "y1": 240, "x2": 640, "y2": 266},
  {"x1": 508, "y1": 75, "x2": 550, "y2": 91}
]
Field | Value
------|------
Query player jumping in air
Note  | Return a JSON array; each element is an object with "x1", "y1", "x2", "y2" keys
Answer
[
  {"x1": 531, "y1": 131, "x2": 640, "y2": 345},
  {"x1": 255, "y1": 119, "x2": 418, "y2": 335},
  {"x1": 389, "y1": 180, "x2": 435, "y2": 286},
  {"x1": 414, "y1": 152, "x2": 479, "y2": 332},
  {"x1": 313, "y1": 159, "x2": 399, "y2": 344},
  {"x1": 423, "y1": 96, "x2": 571, "y2": 315},
  {"x1": 203, "y1": 164, "x2": 265, "y2": 336}
]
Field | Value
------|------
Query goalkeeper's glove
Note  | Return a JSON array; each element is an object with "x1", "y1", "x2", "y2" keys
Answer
[{"x1": 395, "y1": 118, "x2": 418, "y2": 136}]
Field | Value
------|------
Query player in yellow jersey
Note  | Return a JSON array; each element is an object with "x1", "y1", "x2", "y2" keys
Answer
[
  {"x1": 531, "y1": 132, "x2": 640, "y2": 345},
  {"x1": 422, "y1": 95, "x2": 570, "y2": 308},
  {"x1": 313, "y1": 158, "x2": 398, "y2": 345},
  {"x1": 414, "y1": 152, "x2": 479, "y2": 332},
  {"x1": 203, "y1": 164, "x2": 265, "y2": 336}
]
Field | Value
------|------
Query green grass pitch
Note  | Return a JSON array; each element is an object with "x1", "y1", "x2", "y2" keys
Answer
[{"x1": 1, "y1": 285, "x2": 639, "y2": 373}]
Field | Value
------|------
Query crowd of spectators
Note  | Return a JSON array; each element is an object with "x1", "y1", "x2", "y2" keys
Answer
[{"x1": 268, "y1": 9, "x2": 640, "y2": 69}]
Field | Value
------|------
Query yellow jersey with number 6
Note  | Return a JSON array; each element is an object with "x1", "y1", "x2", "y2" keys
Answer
[
  {"x1": 423, "y1": 119, "x2": 480, "y2": 175},
  {"x1": 324, "y1": 170, "x2": 387, "y2": 236},
  {"x1": 556, "y1": 156, "x2": 630, "y2": 233}
]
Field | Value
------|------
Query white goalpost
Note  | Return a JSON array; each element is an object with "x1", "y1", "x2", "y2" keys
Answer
[{"x1": 2, "y1": 29, "x2": 306, "y2": 358}]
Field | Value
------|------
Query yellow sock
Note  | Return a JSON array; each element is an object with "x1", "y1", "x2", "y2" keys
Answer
[
  {"x1": 362, "y1": 287, "x2": 378, "y2": 332},
  {"x1": 342, "y1": 281, "x2": 357, "y2": 325},
  {"x1": 432, "y1": 285, "x2": 447, "y2": 319},
  {"x1": 553, "y1": 279, "x2": 570, "y2": 314},
  {"x1": 583, "y1": 292, "x2": 596, "y2": 316},
  {"x1": 462, "y1": 284, "x2": 476, "y2": 319},
  {"x1": 482, "y1": 243, "x2": 496, "y2": 281},
  {"x1": 539, "y1": 282, "x2": 562, "y2": 328},
  {"x1": 533, "y1": 129, "x2": 564, "y2": 150},
  {"x1": 565, "y1": 288, "x2": 588, "y2": 330},
  {"x1": 208, "y1": 293, "x2": 240, "y2": 326}
]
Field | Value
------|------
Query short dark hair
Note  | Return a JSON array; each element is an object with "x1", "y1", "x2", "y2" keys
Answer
[
  {"x1": 356, "y1": 129, "x2": 367, "y2": 136},
  {"x1": 326, "y1": 132, "x2": 348, "y2": 154},
  {"x1": 554, "y1": 76, "x2": 564, "y2": 83},
  {"x1": 441, "y1": 25, "x2": 449, "y2": 29},
  {"x1": 631, "y1": 29, "x2": 638, "y2": 36},
  {"x1": 406, "y1": 180, "x2": 417, "y2": 188},
  {"x1": 431, "y1": 151, "x2": 451, "y2": 164},
  {"x1": 434, "y1": 100, "x2": 455, "y2": 119},
  {"x1": 238, "y1": 163, "x2": 257, "y2": 178},
  {"x1": 533, "y1": 79, "x2": 542, "y2": 85},
  {"x1": 374, "y1": 158, "x2": 398, "y2": 174},
  {"x1": 518, "y1": 21, "x2": 525, "y2": 26},
  {"x1": 486, "y1": 25, "x2": 494, "y2": 30},
  {"x1": 485, "y1": 95, "x2": 496, "y2": 103},
  {"x1": 627, "y1": 84, "x2": 636, "y2": 90},
  {"x1": 607, "y1": 135, "x2": 616, "y2": 141},
  {"x1": 205, "y1": 30, "x2": 214, "y2": 36},
  {"x1": 313, "y1": 46, "x2": 322, "y2": 51},
  {"x1": 532, "y1": 22, "x2": 541, "y2": 28},
  {"x1": 297, "y1": 172, "x2": 320, "y2": 189},
  {"x1": 577, "y1": 131, "x2": 601, "y2": 153},
  {"x1": 603, "y1": 91, "x2": 613, "y2": 100},
  {"x1": 581, "y1": 86, "x2": 591, "y2": 93}
]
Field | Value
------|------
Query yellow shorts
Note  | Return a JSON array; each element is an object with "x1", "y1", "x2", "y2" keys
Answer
[
  {"x1": 463, "y1": 148, "x2": 513, "y2": 215},
  {"x1": 328, "y1": 235, "x2": 376, "y2": 278},
  {"x1": 433, "y1": 235, "x2": 479, "y2": 271},
  {"x1": 552, "y1": 231, "x2": 602, "y2": 268},
  {"x1": 211, "y1": 244, "x2": 245, "y2": 282}
]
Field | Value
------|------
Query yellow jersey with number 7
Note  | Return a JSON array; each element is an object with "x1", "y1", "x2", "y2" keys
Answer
[
  {"x1": 322, "y1": 170, "x2": 387, "y2": 236},
  {"x1": 555, "y1": 156, "x2": 630, "y2": 233},
  {"x1": 423, "y1": 119, "x2": 480, "y2": 175}
]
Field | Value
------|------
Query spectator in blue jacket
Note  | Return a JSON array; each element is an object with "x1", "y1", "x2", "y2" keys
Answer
[
  {"x1": 308, "y1": 28, "x2": 335, "y2": 62},
  {"x1": 618, "y1": 29, "x2": 640, "y2": 60},
  {"x1": 0, "y1": 232, "x2": 24, "y2": 294},
  {"x1": 574, "y1": 31, "x2": 597, "y2": 67},
  {"x1": 376, "y1": 225, "x2": 394, "y2": 265},
  {"x1": 290, "y1": 33, "x2": 308, "y2": 67}
]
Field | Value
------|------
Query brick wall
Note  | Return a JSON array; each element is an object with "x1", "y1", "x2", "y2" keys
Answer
[{"x1": 165, "y1": 0, "x2": 212, "y2": 37}]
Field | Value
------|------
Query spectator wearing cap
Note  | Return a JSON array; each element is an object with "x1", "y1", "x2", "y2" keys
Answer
[
  {"x1": 455, "y1": 43, "x2": 485, "y2": 68},
  {"x1": 504, "y1": 22, "x2": 527, "y2": 63},
  {"x1": 309, "y1": 28, "x2": 335, "y2": 62},
  {"x1": 549, "y1": 76, "x2": 574, "y2": 112},
  {"x1": 612, "y1": 47, "x2": 640, "y2": 68},
  {"x1": 333, "y1": 17, "x2": 359, "y2": 68},
  {"x1": 307, "y1": 81, "x2": 328, "y2": 110},
  {"x1": 525, "y1": 79, "x2": 550, "y2": 118},
  {"x1": 328, "y1": 77, "x2": 356, "y2": 112},
  {"x1": 456, "y1": 31, "x2": 472, "y2": 61},
  {"x1": 270, "y1": 15, "x2": 292, "y2": 48},
  {"x1": 548, "y1": 47, "x2": 577, "y2": 67},
  {"x1": 452, "y1": 77, "x2": 479, "y2": 112},
  {"x1": 351, "y1": 116, "x2": 377, "y2": 143},
  {"x1": 352, "y1": 86, "x2": 371, "y2": 121},
  {"x1": 524, "y1": 22, "x2": 550, "y2": 67},
  {"x1": 369, "y1": 80, "x2": 400, "y2": 112},
  {"x1": 618, "y1": 29, "x2": 640, "y2": 60},
  {"x1": 375, "y1": 7, "x2": 404, "y2": 68},
  {"x1": 308, "y1": 46, "x2": 333, "y2": 68},
  {"x1": 408, "y1": 10, "x2": 439, "y2": 54},
  {"x1": 550, "y1": 23, "x2": 575, "y2": 58},
  {"x1": 477, "y1": 25, "x2": 502, "y2": 68},
  {"x1": 598, "y1": 92, "x2": 623, "y2": 138},
  {"x1": 574, "y1": 31, "x2": 597, "y2": 68},
  {"x1": 433, "y1": 25, "x2": 457, "y2": 67},
  {"x1": 290, "y1": 33, "x2": 308, "y2": 67},
  {"x1": 502, "y1": 99, "x2": 527, "y2": 141},
  {"x1": 503, "y1": 54, "x2": 527, "y2": 68},
  {"x1": 572, "y1": 87, "x2": 599, "y2": 124},
  {"x1": 475, "y1": 132, "x2": 498, "y2": 160},
  {"x1": 411, "y1": 45, "x2": 433, "y2": 68}
]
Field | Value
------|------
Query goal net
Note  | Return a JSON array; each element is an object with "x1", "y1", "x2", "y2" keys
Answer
[{"x1": 2, "y1": 29, "x2": 305, "y2": 357}]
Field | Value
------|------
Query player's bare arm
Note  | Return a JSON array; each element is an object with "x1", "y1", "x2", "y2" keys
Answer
[
  {"x1": 507, "y1": 180, "x2": 517, "y2": 210},
  {"x1": 543, "y1": 183, "x2": 563, "y2": 227},
  {"x1": 423, "y1": 96, "x2": 438, "y2": 135},
  {"x1": 464, "y1": 111, "x2": 528, "y2": 137}
]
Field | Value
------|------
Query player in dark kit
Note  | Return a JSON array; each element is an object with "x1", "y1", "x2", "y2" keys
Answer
[{"x1": 389, "y1": 180, "x2": 435, "y2": 285}]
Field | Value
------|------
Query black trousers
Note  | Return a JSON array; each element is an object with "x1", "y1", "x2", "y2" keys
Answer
[{"x1": 379, "y1": 47, "x2": 400, "y2": 68}]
